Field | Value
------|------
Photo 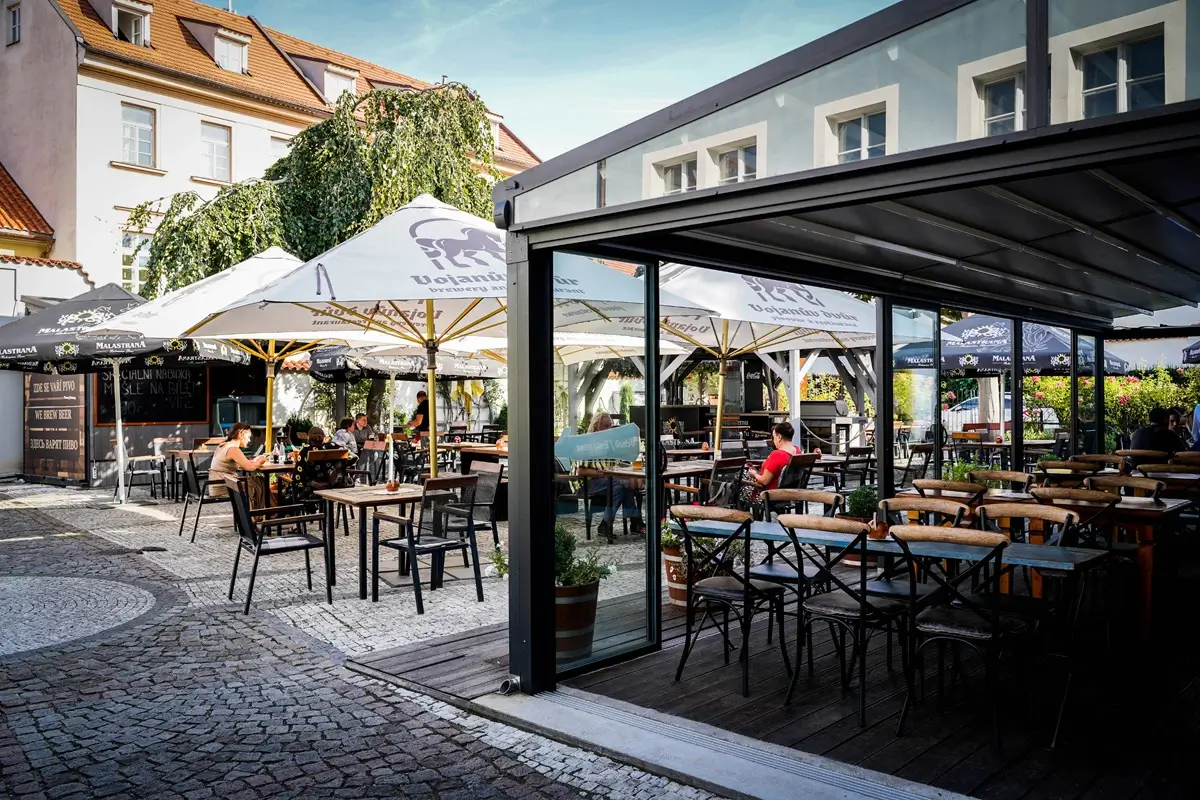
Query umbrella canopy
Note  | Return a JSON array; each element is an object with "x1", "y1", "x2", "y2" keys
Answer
[
  {"x1": 893, "y1": 316, "x2": 1128, "y2": 374},
  {"x1": 0, "y1": 283, "x2": 247, "y2": 373},
  {"x1": 375, "y1": 332, "x2": 688, "y2": 367},
  {"x1": 305, "y1": 346, "x2": 507, "y2": 383},
  {"x1": 185, "y1": 195, "x2": 710, "y2": 474}
]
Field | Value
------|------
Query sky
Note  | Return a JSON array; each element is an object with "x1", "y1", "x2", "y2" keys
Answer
[{"x1": 208, "y1": 0, "x2": 893, "y2": 160}]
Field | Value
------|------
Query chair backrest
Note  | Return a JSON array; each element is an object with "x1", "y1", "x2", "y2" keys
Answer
[
  {"x1": 777, "y1": 515, "x2": 897, "y2": 618},
  {"x1": 183, "y1": 453, "x2": 203, "y2": 497},
  {"x1": 1029, "y1": 487, "x2": 1118, "y2": 508},
  {"x1": 1115, "y1": 449, "x2": 1172, "y2": 461},
  {"x1": 888, "y1": 525, "x2": 1009, "y2": 629},
  {"x1": 762, "y1": 489, "x2": 843, "y2": 517},
  {"x1": 669, "y1": 505, "x2": 756, "y2": 599},
  {"x1": 913, "y1": 479, "x2": 986, "y2": 505},
  {"x1": 417, "y1": 474, "x2": 480, "y2": 534},
  {"x1": 1071, "y1": 453, "x2": 1124, "y2": 469},
  {"x1": 848, "y1": 446, "x2": 874, "y2": 457},
  {"x1": 705, "y1": 457, "x2": 748, "y2": 508},
  {"x1": 469, "y1": 461, "x2": 503, "y2": 506},
  {"x1": 776, "y1": 452, "x2": 818, "y2": 491},
  {"x1": 1132, "y1": 463, "x2": 1181, "y2": 475},
  {"x1": 719, "y1": 440, "x2": 747, "y2": 457},
  {"x1": 1168, "y1": 451, "x2": 1200, "y2": 465},
  {"x1": 878, "y1": 496, "x2": 970, "y2": 527},
  {"x1": 966, "y1": 470, "x2": 1031, "y2": 491},
  {"x1": 224, "y1": 477, "x2": 258, "y2": 545},
  {"x1": 978, "y1": 503, "x2": 1079, "y2": 546},
  {"x1": 1084, "y1": 475, "x2": 1164, "y2": 500},
  {"x1": 952, "y1": 431, "x2": 983, "y2": 442}
]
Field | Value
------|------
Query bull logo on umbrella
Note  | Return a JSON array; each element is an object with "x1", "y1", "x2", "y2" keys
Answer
[{"x1": 409, "y1": 218, "x2": 504, "y2": 271}]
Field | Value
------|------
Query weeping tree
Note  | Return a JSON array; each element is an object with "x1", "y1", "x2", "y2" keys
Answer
[{"x1": 126, "y1": 84, "x2": 497, "y2": 414}]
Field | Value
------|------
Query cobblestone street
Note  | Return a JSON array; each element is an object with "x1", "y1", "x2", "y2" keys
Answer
[{"x1": 0, "y1": 485, "x2": 714, "y2": 800}]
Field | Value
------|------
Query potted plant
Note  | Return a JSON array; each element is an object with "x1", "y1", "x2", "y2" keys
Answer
[
  {"x1": 285, "y1": 415, "x2": 314, "y2": 447},
  {"x1": 843, "y1": 484, "x2": 878, "y2": 522},
  {"x1": 555, "y1": 523, "x2": 613, "y2": 663}
]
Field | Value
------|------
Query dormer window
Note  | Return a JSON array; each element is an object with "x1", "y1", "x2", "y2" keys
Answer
[
  {"x1": 324, "y1": 66, "x2": 357, "y2": 103},
  {"x1": 214, "y1": 31, "x2": 249, "y2": 73},
  {"x1": 117, "y1": 8, "x2": 146, "y2": 45}
]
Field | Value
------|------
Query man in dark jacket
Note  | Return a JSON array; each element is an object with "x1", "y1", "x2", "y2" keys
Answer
[{"x1": 1130, "y1": 407, "x2": 1186, "y2": 465}]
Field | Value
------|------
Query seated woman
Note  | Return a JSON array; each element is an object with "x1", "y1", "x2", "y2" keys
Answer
[
  {"x1": 586, "y1": 412, "x2": 645, "y2": 539},
  {"x1": 332, "y1": 417, "x2": 359, "y2": 455},
  {"x1": 292, "y1": 427, "x2": 357, "y2": 504},
  {"x1": 745, "y1": 421, "x2": 801, "y2": 502},
  {"x1": 207, "y1": 422, "x2": 268, "y2": 497}
]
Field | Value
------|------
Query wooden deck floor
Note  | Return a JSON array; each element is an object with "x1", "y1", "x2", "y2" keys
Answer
[{"x1": 349, "y1": 594, "x2": 1198, "y2": 799}]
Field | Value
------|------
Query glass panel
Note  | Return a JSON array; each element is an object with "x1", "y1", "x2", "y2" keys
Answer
[
  {"x1": 1127, "y1": 35, "x2": 1165, "y2": 79},
  {"x1": 985, "y1": 78, "x2": 1017, "y2": 117},
  {"x1": 1127, "y1": 76, "x2": 1165, "y2": 109},
  {"x1": 1083, "y1": 88, "x2": 1119, "y2": 118},
  {"x1": 553, "y1": 255, "x2": 652, "y2": 673},
  {"x1": 1076, "y1": 334, "x2": 1096, "y2": 453},
  {"x1": 894, "y1": 306, "x2": 938, "y2": 489},
  {"x1": 682, "y1": 159, "x2": 697, "y2": 191},
  {"x1": 515, "y1": 0, "x2": 1025, "y2": 221},
  {"x1": 122, "y1": 105, "x2": 153, "y2": 127},
  {"x1": 838, "y1": 118, "x2": 862, "y2": 154},
  {"x1": 1082, "y1": 47, "x2": 1119, "y2": 90},
  {"x1": 742, "y1": 145, "x2": 757, "y2": 179},
  {"x1": 866, "y1": 112, "x2": 886, "y2": 147},
  {"x1": 987, "y1": 116, "x2": 1016, "y2": 135},
  {"x1": 717, "y1": 150, "x2": 738, "y2": 183},
  {"x1": 662, "y1": 164, "x2": 681, "y2": 195}
]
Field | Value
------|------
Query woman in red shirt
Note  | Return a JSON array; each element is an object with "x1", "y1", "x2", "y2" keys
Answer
[{"x1": 747, "y1": 421, "x2": 800, "y2": 493}]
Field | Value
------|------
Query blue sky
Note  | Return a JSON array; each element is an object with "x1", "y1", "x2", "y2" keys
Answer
[{"x1": 211, "y1": 0, "x2": 892, "y2": 160}]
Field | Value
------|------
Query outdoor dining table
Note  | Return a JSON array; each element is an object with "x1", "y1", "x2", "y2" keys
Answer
[
  {"x1": 673, "y1": 515, "x2": 1107, "y2": 749},
  {"x1": 899, "y1": 487, "x2": 1189, "y2": 639},
  {"x1": 167, "y1": 448, "x2": 215, "y2": 501},
  {"x1": 242, "y1": 462, "x2": 296, "y2": 509},
  {"x1": 664, "y1": 449, "x2": 714, "y2": 461},
  {"x1": 313, "y1": 484, "x2": 454, "y2": 600}
]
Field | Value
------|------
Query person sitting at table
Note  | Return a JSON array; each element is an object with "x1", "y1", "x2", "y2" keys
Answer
[
  {"x1": 1130, "y1": 407, "x2": 1186, "y2": 465},
  {"x1": 293, "y1": 427, "x2": 356, "y2": 503},
  {"x1": 587, "y1": 412, "x2": 645, "y2": 539},
  {"x1": 1169, "y1": 407, "x2": 1193, "y2": 448},
  {"x1": 207, "y1": 422, "x2": 268, "y2": 498},
  {"x1": 352, "y1": 413, "x2": 376, "y2": 446},
  {"x1": 332, "y1": 417, "x2": 359, "y2": 455},
  {"x1": 405, "y1": 391, "x2": 430, "y2": 444},
  {"x1": 745, "y1": 421, "x2": 801, "y2": 500}
]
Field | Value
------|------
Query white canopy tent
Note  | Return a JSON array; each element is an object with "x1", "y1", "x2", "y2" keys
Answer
[{"x1": 186, "y1": 195, "x2": 709, "y2": 474}]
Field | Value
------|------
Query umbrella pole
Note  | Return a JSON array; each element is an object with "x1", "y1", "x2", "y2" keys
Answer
[
  {"x1": 387, "y1": 372, "x2": 397, "y2": 483},
  {"x1": 112, "y1": 361, "x2": 127, "y2": 504},
  {"x1": 265, "y1": 341, "x2": 277, "y2": 453},
  {"x1": 713, "y1": 320, "x2": 730, "y2": 449},
  {"x1": 426, "y1": 300, "x2": 439, "y2": 479}
]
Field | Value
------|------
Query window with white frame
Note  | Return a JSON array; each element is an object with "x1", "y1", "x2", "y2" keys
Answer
[
  {"x1": 200, "y1": 122, "x2": 231, "y2": 182},
  {"x1": 1080, "y1": 34, "x2": 1164, "y2": 118},
  {"x1": 7, "y1": 2, "x2": 20, "y2": 46},
  {"x1": 982, "y1": 72, "x2": 1024, "y2": 135},
  {"x1": 116, "y1": 8, "x2": 147, "y2": 46},
  {"x1": 270, "y1": 136, "x2": 291, "y2": 161},
  {"x1": 836, "y1": 111, "x2": 886, "y2": 163},
  {"x1": 325, "y1": 70, "x2": 357, "y2": 103},
  {"x1": 121, "y1": 104, "x2": 154, "y2": 167},
  {"x1": 121, "y1": 232, "x2": 151, "y2": 294},
  {"x1": 661, "y1": 158, "x2": 697, "y2": 196},
  {"x1": 215, "y1": 35, "x2": 247, "y2": 73},
  {"x1": 716, "y1": 144, "x2": 757, "y2": 184}
]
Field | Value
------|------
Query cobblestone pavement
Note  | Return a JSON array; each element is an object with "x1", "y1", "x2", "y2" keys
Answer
[{"x1": 0, "y1": 484, "x2": 717, "y2": 800}]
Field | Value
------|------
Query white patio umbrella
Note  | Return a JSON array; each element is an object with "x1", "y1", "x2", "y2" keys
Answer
[
  {"x1": 84, "y1": 247, "x2": 403, "y2": 451},
  {"x1": 560, "y1": 265, "x2": 875, "y2": 444},
  {"x1": 184, "y1": 195, "x2": 709, "y2": 475},
  {"x1": 373, "y1": 332, "x2": 688, "y2": 366}
]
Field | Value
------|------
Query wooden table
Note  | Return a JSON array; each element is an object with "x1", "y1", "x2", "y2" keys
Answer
[
  {"x1": 242, "y1": 462, "x2": 296, "y2": 509},
  {"x1": 899, "y1": 487, "x2": 1188, "y2": 639},
  {"x1": 664, "y1": 449, "x2": 714, "y2": 461},
  {"x1": 314, "y1": 484, "x2": 453, "y2": 600},
  {"x1": 167, "y1": 448, "x2": 214, "y2": 500}
]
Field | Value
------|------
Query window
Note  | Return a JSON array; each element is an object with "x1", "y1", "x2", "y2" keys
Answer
[
  {"x1": 983, "y1": 73, "x2": 1024, "y2": 135},
  {"x1": 597, "y1": 159, "x2": 607, "y2": 208},
  {"x1": 121, "y1": 232, "x2": 151, "y2": 294},
  {"x1": 325, "y1": 70, "x2": 357, "y2": 103},
  {"x1": 116, "y1": 9, "x2": 147, "y2": 46},
  {"x1": 716, "y1": 145, "x2": 757, "y2": 184},
  {"x1": 215, "y1": 35, "x2": 247, "y2": 73},
  {"x1": 7, "y1": 3, "x2": 19, "y2": 46},
  {"x1": 661, "y1": 158, "x2": 697, "y2": 196},
  {"x1": 1081, "y1": 35, "x2": 1164, "y2": 118},
  {"x1": 270, "y1": 136, "x2": 291, "y2": 161},
  {"x1": 121, "y1": 104, "x2": 155, "y2": 167},
  {"x1": 200, "y1": 122, "x2": 231, "y2": 182},
  {"x1": 836, "y1": 112, "x2": 886, "y2": 163}
]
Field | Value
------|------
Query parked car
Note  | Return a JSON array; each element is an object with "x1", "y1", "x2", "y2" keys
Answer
[{"x1": 943, "y1": 393, "x2": 1059, "y2": 432}]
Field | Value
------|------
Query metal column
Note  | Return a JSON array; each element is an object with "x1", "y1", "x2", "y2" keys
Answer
[
  {"x1": 1012, "y1": 320, "x2": 1025, "y2": 470},
  {"x1": 875, "y1": 298, "x2": 895, "y2": 499}
]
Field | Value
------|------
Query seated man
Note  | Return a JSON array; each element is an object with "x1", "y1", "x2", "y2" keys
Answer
[{"x1": 1130, "y1": 407, "x2": 1186, "y2": 465}]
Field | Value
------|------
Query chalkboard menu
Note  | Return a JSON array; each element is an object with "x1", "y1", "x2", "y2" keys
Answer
[
  {"x1": 25, "y1": 373, "x2": 87, "y2": 481},
  {"x1": 95, "y1": 366, "x2": 209, "y2": 425}
]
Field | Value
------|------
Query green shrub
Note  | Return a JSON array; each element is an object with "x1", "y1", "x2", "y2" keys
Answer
[
  {"x1": 845, "y1": 485, "x2": 878, "y2": 518},
  {"x1": 554, "y1": 522, "x2": 612, "y2": 587},
  {"x1": 494, "y1": 403, "x2": 507, "y2": 431}
]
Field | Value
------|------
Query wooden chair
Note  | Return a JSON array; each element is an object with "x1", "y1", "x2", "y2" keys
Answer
[
  {"x1": 1070, "y1": 453, "x2": 1125, "y2": 471},
  {"x1": 949, "y1": 431, "x2": 983, "y2": 465},
  {"x1": 779, "y1": 514, "x2": 908, "y2": 723},
  {"x1": 226, "y1": 478, "x2": 329, "y2": 615},
  {"x1": 878, "y1": 496, "x2": 972, "y2": 528},
  {"x1": 1029, "y1": 487, "x2": 1118, "y2": 531},
  {"x1": 1131, "y1": 463, "x2": 1182, "y2": 477},
  {"x1": 977, "y1": 504, "x2": 1081, "y2": 615},
  {"x1": 913, "y1": 479, "x2": 987, "y2": 506},
  {"x1": 1084, "y1": 475, "x2": 1164, "y2": 502},
  {"x1": 670, "y1": 505, "x2": 790, "y2": 698},
  {"x1": 967, "y1": 470, "x2": 1032, "y2": 492},
  {"x1": 1115, "y1": 449, "x2": 1173, "y2": 465},
  {"x1": 896, "y1": 443, "x2": 933, "y2": 488},
  {"x1": 1168, "y1": 451, "x2": 1200, "y2": 466},
  {"x1": 1036, "y1": 460, "x2": 1101, "y2": 487}
]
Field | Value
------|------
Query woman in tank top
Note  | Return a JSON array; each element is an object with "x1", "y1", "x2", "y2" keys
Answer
[{"x1": 207, "y1": 422, "x2": 267, "y2": 497}]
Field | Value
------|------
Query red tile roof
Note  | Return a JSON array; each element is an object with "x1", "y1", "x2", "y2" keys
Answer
[
  {"x1": 498, "y1": 124, "x2": 539, "y2": 171},
  {"x1": 0, "y1": 162, "x2": 53, "y2": 236},
  {"x1": 0, "y1": 254, "x2": 94, "y2": 285},
  {"x1": 262, "y1": 26, "x2": 431, "y2": 96}
]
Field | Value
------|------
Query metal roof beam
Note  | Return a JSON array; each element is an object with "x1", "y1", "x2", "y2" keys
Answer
[
  {"x1": 778, "y1": 217, "x2": 1152, "y2": 315},
  {"x1": 875, "y1": 199, "x2": 1195, "y2": 306},
  {"x1": 979, "y1": 185, "x2": 1200, "y2": 284},
  {"x1": 1089, "y1": 169, "x2": 1200, "y2": 241}
]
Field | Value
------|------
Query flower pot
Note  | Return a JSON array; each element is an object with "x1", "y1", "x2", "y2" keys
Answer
[
  {"x1": 555, "y1": 581, "x2": 600, "y2": 663},
  {"x1": 663, "y1": 547, "x2": 687, "y2": 607},
  {"x1": 837, "y1": 516, "x2": 875, "y2": 566}
]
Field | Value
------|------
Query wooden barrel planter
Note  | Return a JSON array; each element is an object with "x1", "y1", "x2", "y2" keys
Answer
[
  {"x1": 555, "y1": 581, "x2": 600, "y2": 662},
  {"x1": 663, "y1": 547, "x2": 688, "y2": 607}
]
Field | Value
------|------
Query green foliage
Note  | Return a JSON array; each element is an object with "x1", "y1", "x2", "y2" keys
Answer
[
  {"x1": 578, "y1": 412, "x2": 593, "y2": 435},
  {"x1": 284, "y1": 415, "x2": 314, "y2": 434},
  {"x1": 619, "y1": 380, "x2": 635, "y2": 423},
  {"x1": 1020, "y1": 367, "x2": 1200, "y2": 438},
  {"x1": 307, "y1": 380, "x2": 373, "y2": 427},
  {"x1": 128, "y1": 83, "x2": 496, "y2": 298},
  {"x1": 554, "y1": 523, "x2": 612, "y2": 587},
  {"x1": 494, "y1": 403, "x2": 508, "y2": 431},
  {"x1": 481, "y1": 379, "x2": 504, "y2": 412},
  {"x1": 845, "y1": 484, "x2": 879, "y2": 519},
  {"x1": 489, "y1": 548, "x2": 509, "y2": 579},
  {"x1": 660, "y1": 517, "x2": 681, "y2": 551},
  {"x1": 944, "y1": 460, "x2": 1006, "y2": 487}
]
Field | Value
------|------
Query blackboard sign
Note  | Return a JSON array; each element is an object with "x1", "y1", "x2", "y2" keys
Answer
[
  {"x1": 94, "y1": 366, "x2": 209, "y2": 426},
  {"x1": 25, "y1": 373, "x2": 87, "y2": 481},
  {"x1": 744, "y1": 364, "x2": 765, "y2": 413}
]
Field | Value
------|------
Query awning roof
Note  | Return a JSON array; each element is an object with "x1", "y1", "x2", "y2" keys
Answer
[{"x1": 503, "y1": 104, "x2": 1200, "y2": 330}]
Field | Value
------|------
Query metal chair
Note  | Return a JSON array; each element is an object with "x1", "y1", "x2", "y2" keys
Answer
[
  {"x1": 468, "y1": 460, "x2": 504, "y2": 546},
  {"x1": 671, "y1": 505, "x2": 790, "y2": 698},
  {"x1": 178, "y1": 453, "x2": 229, "y2": 543},
  {"x1": 226, "y1": 478, "x2": 330, "y2": 615},
  {"x1": 967, "y1": 470, "x2": 1032, "y2": 492}
]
